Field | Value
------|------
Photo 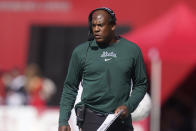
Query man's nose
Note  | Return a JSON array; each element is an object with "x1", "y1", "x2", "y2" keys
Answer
[{"x1": 95, "y1": 26, "x2": 100, "y2": 32}]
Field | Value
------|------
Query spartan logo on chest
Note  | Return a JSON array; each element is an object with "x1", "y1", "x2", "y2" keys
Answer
[{"x1": 100, "y1": 51, "x2": 117, "y2": 61}]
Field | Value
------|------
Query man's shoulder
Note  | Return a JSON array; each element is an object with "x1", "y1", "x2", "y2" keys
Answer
[
  {"x1": 73, "y1": 41, "x2": 90, "y2": 53},
  {"x1": 120, "y1": 37, "x2": 141, "y2": 50}
]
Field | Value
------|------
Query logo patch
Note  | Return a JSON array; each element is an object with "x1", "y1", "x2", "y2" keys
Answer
[
  {"x1": 100, "y1": 51, "x2": 117, "y2": 58},
  {"x1": 100, "y1": 51, "x2": 117, "y2": 62}
]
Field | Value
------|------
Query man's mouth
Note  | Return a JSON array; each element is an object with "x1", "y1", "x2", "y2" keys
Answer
[{"x1": 95, "y1": 35, "x2": 101, "y2": 39}]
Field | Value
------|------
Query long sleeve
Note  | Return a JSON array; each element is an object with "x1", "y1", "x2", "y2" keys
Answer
[
  {"x1": 59, "y1": 49, "x2": 83, "y2": 126},
  {"x1": 124, "y1": 47, "x2": 148, "y2": 113}
]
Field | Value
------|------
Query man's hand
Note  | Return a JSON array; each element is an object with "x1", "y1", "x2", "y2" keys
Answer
[
  {"x1": 58, "y1": 125, "x2": 71, "y2": 131},
  {"x1": 115, "y1": 105, "x2": 129, "y2": 119}
]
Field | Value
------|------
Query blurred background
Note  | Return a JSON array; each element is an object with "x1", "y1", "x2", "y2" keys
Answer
[{"x1": 0, "y1": 0, "x2": 196, "y2": 131}]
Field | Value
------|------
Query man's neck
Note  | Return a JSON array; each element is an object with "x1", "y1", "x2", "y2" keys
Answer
[
  {"x1": 108, "y1": 35, "x2": 120, "y2": 45},
  {"x1": 97, "y1": 35, "x2": 120, "y2": 48}
]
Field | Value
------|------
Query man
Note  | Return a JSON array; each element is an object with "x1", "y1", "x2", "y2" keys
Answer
[{"x1": 59, "y1": 7, "x2": 147, "y2": 131}]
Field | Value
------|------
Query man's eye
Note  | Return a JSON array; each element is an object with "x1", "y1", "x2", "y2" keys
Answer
[{"x1": 98, "y1": 24, "x2": 103, "y2": 27}]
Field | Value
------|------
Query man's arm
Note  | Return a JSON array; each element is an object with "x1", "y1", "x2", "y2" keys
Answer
[
  {"x1": 59, "y1": 49, "x2": 83, "y2": 129},
  {"x1": 123, "y1": 46, "x2": 148, "y2": 114}
]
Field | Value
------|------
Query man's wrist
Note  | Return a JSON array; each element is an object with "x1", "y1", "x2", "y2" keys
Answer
[
  {"x1": 123, "y1": 103, "x2": 133, "y2": 114},
  {"x1": 58, "y1": 125, "x2": 71, "y2": 131},
  {"x1": 59, "y1": 121, "x2": 69, "y2": 127}
]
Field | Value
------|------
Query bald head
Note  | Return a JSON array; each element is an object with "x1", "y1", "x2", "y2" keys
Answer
[{"x1": 92, "y1": 10, "x2": 113, "y2": 26}]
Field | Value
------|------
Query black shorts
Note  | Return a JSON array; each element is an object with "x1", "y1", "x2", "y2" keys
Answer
[{"x1": 81, "y1": 108, "x2": 134, "y2": 131}]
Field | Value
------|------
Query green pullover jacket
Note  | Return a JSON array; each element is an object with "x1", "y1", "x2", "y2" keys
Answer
[{"x1": 59, "y1": 37, "x2": 147, "y2": 126}]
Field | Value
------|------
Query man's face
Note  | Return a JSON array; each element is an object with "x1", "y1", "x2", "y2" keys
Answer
[{"x1": 91, "y1": 10, "x2": 115, "y2": 44}]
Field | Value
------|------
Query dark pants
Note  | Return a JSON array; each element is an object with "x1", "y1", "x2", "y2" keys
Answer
[{"x1": 81, "y1": 108, "x2": 134, "y2": 131}]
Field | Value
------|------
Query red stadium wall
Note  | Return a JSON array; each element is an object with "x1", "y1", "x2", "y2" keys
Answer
[{"x1": 0, "y1": 0, "x2": 196, "y2": 71}]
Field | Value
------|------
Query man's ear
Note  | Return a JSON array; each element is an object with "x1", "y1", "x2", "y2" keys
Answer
[{"x1": 112, "y1": 24, "x2": 116, "y2": 31}]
